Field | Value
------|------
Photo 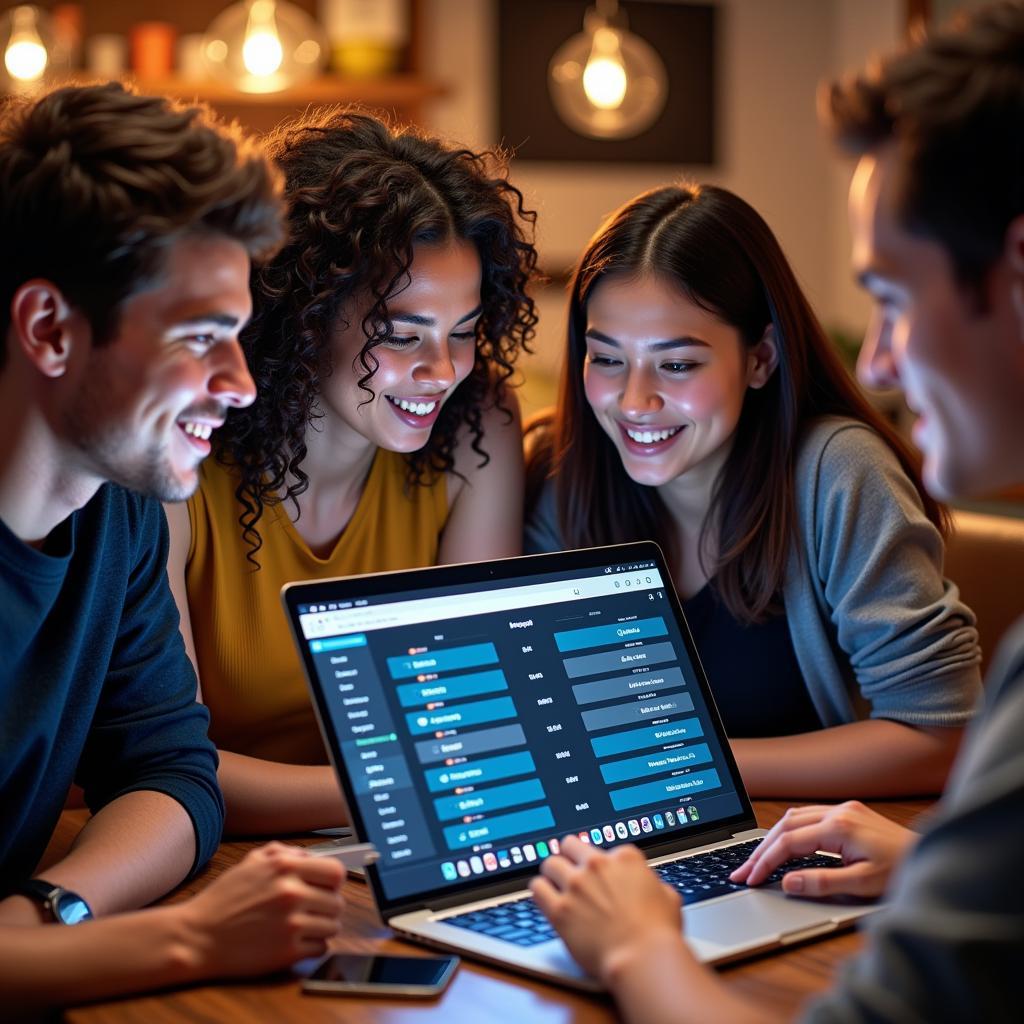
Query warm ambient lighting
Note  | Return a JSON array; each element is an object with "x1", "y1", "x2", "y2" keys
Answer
[
  {"x1": 549, "y1": 0, "x2": 667, "y2": 140},
  {"x1": 2, "y1": 5, "x2": 48, "y2": 84},
  {"x1": 241, "y1": 0, "x2": 283, "y2": 77},
  {"x1": 582, "y1": 27, "x2": 627, "y2": 110},
  {"x1": 203, "y1": 0, "x2": 325, "y2": 94}
]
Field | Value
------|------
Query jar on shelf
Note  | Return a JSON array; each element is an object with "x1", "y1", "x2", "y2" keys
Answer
[{"x1": 318, "y1": 0, "x2": 409, "y2": 77}]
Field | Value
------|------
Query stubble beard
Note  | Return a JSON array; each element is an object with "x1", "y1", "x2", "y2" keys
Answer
[{"x1": 63, "y1": 394, "x2": 199, "y2": 503}]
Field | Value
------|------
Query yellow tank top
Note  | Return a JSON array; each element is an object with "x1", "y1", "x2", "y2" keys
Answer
[{"x1": 186, "y1": 451, "x2": 448, "y2": 764}]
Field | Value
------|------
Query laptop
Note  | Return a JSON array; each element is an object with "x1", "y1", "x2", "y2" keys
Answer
[{"x1": 281, "y1": 542, "x2": 877, "y2": 990}]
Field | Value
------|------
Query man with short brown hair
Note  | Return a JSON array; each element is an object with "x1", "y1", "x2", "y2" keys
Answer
[{"x1": 0, "y1": 83, "x2": 345, "y2": 1012}]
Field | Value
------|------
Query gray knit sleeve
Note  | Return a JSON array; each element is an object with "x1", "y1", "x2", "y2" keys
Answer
[
  {"x1": 801, "y1": 627, "x2": 1024, "y2": 1022},
  {"x1": 799, "y1": 420, "x2": 982, "y2": 726}
]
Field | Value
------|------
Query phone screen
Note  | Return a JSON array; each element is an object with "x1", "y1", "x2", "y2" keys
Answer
[{"x1": 306, "y1": 954, "x2": 457, "y2": 989}]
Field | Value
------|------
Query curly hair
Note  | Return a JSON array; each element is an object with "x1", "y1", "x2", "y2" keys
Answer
[
  {"x1": 0, "y1": 82, "x2": 284, "y2": 367},
  {"x1": 215, "y1": 107, "x2": 538, "y2": 562}
]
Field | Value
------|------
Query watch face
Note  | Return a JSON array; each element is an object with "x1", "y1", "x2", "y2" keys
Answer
[{"x1": 53, "y1": 890, "x2": 92, "y2": 925}]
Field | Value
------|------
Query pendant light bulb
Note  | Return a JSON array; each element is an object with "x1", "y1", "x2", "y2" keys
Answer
[
  {"x1": 203, "y1": 0, "x2": 326, "y2": 94},
  {"x1": 242, "y1": 0, "x2": 283, "y2": 77},
  {"x1": 582, "y1": 27, "x2": 626, "y2": 110},
  {"x1": 4, "y1": 5, "x2": 48, "y2": 82},
  {"x1": 549, "y1": 1, "x2": 667, "y2": 140}
]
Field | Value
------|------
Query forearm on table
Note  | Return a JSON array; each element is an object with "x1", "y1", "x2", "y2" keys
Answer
[
  {"x1": 219, "y1": 750, "x2": 347, "y2": 836},
  {"x1": 605, "y1": 933, "x2": 781, "y2": 1024},
  {"x1": 0, "y1": 904, "x2": 206, "y2": 1012},
  {"x1": 733, "y1": 719, "x2": 963, "y2": 798},
  {"x1": 38, "y1": 790, "x2": 197, "y2": 915}
]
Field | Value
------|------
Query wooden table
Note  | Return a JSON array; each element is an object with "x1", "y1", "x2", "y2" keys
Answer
[{"x1": 61, "y1": 799, "x2": 927, "y2": 1023}]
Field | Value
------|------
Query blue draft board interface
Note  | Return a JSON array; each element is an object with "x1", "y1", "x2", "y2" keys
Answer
[{"x1": 293, "y1": 553, "x2": 745, "y2": 902}]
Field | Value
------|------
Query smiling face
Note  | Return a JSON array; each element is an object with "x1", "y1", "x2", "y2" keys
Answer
[
  {"x1": 582, "y1": 273, "x2": 775, "y2": 490},
  {"x1": 323, "y1": 239, "x2": 483, "y2": 452},
  {"x1": 61, "y1": 234, "x2": 256, "y2": 501},
  {"x1": 851, "y1": 145, "x2": 1024, "y2": 500}
]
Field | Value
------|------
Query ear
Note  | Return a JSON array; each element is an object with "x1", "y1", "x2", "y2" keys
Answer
[
  {"x1": 9, "y1": 280, "x2": 80, "y2": 379},
  {"x1": 747, "y1": 323, "x2": 780, "y2": 390},
  {"x1": 1006, "y1": 214, "x2": 1024, "y2": 343}
]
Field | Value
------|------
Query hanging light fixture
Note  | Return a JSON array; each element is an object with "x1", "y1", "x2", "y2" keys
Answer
[
  {"x1": 1, "y1": 4, "x2": 51, "y2": 88},
  {"x1": 202, "y1": 0, "x2": 326, "y2": 94},
  {"x1": 549, "y1": 0, "x2": 667, "y2": 140}
]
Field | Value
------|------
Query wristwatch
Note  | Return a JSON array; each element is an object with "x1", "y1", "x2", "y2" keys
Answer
[{"x1": 12, "y1": 879, "x2": 93, "y2": 924}]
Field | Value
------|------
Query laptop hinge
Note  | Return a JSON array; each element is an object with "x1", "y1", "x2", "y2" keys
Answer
[
  {"x1": 733, "y1": 826, "x2": 765, "y2": 839},
  {"x1": 384, "y1": 821, "x2": 765, "y2": 920},
  {"x1": 638, "y1": 822, "x2": 762, "y2": 863},
  {"x1": 418, "y1": 876, "x2": 532, "y2": 914}
]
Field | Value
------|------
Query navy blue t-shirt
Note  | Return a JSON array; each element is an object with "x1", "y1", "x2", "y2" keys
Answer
[
  {"x1": 683, "y1": 582, "x2": 821, "y2": 737},
  {"x1": 0, "y1": 484, "x2": 224, "y2": 889}
]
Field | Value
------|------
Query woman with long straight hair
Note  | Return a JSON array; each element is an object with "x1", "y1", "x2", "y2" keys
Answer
[
  {"x1": 526, "y1": 183, "x2": 979, "y2": 797},
  {"x1": 165, "y1": 108, "x2": 538, "y2": 834}
]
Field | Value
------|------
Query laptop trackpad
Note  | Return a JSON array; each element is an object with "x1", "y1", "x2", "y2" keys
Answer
[{"x1": 685, "y1": 890, "x2": 839, "y2": 951}]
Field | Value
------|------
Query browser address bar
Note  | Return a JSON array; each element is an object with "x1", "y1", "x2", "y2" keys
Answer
[{"x1": 299, "y1": 569, "x2": 664, "y2": 640}]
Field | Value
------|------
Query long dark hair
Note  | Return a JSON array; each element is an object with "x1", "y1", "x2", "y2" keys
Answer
[
  {"x1": 216, "y1": 108, "x2": 538, "y2": 561},
  {"x1": 535, "y1": 183, "x2": 944, "y2": 622}
]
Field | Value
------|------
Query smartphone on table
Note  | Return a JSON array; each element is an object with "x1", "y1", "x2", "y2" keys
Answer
[{"x1": 301, "y1": 953, "x2": 459, "y2": 998}]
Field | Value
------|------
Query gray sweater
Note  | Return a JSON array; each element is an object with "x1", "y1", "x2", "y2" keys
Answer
[
  {"x1": 805, "y1": 615, "x2": 1024, "y2": 1021},
  {"x1": 526, "y1": 417, "x2": 982, "y2": 727}
]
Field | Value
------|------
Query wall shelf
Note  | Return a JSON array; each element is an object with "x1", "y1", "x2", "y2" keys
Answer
[
  {"x1": 39, "y1": 0, "x2": 441, "y2": 131},
  {"x1": 114, "y1": 72, "x2": 447, "y2": 108},
  {"x1": 46, "y1": 71, "x2": 447, "y2": 131}
]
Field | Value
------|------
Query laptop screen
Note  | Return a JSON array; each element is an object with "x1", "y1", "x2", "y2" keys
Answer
[{"x1": 283, "y1": 543, "x2": 752, "y2": 907}]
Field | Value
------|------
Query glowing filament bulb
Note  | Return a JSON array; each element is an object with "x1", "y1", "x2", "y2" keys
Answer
[
  {"x1": 582, "y1": 26, "x2": 627, "y2": 110},
  {"x1": 4, "y1": 6, "x2": 47, "y2": 82},
  {"x1": 242, "y1": 0, "x2": 283, "y2": 77}
]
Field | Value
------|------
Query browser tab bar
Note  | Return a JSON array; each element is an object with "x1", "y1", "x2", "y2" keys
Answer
[{"x1": 299, "y1": 568, "x2": 665, "y2": 640}]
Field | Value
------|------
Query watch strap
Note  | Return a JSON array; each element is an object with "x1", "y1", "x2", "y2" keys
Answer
[
  {"x1": 13, "y1": 878, "x2": 58, "y2": 903},
  {"x1": 11, "y1": 877, "x2": 93, "y2": 924}
]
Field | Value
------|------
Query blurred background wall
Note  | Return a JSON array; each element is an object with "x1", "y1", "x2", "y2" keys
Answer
[
  {"x1": 420, "y1": 0, "x2": 904, "y2": 415},
  {"x1": 4, "y1": 0, "x2": 999, "y2": 431}
]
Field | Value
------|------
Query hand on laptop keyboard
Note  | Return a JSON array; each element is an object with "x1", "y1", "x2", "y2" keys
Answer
[
  {"x1": 653, "y1": 838, "x2": 841, "y2": 903},
  {"x1": 445, "y1": 835, "x2": 847, "y2": 952},
  {"x1": 731, "y1": 801, "x2": 917, "y2": 898},
  {"x1": 531, "y1": 839, "x2": 685, "y2": 981}
]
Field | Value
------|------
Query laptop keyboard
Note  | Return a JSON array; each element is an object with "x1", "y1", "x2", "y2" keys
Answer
[
  {"x1": 653, "y1": 838, "x2": 839, "y2": 901},
  {"x1": 441, "y1": 838, "x2": 843, "y2": 948},
  {"x1": 443, "y1": 895, "x2": 559, "y2": 947}
]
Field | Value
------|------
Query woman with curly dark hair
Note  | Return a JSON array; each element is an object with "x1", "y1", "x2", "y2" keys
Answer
[{"x1": 165, "y1": 108, "x2": 537, "y2": 834}]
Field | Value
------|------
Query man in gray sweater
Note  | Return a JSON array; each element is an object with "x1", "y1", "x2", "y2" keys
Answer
[{"x1": 531, "y1": 3, "x2": 1024, "y2": 1020}]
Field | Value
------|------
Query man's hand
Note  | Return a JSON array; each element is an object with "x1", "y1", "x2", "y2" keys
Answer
[
  {"x1": 730, "y1": 800, "x2": 917, "y2": 898},
  {"x1": 530, "y1": 836, "x2": 685, "y2": 984},
  {"x1": 176, "y1": 842, "x2": 346, "y2": 979}
]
